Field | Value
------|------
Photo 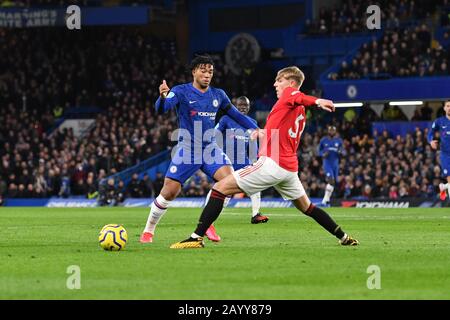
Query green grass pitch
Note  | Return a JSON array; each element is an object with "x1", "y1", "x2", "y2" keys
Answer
[{"x1": 1, "y1": 207, "x2": 449, "y2": 299}]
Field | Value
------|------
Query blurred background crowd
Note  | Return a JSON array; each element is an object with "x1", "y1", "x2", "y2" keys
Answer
[{"x1": 1, "y1": 0, "x2": 449, "y2": 205}]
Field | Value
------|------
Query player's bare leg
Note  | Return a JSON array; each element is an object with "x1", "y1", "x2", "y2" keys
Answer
[
  {"x1": 170, "y1": 174, "x2": 241, "y2": 248},
  {"x1": 292, "y1": 195, "x2": 359, "y2": 246},
  {"x1": 140, "y1": 178, "x2": 181, "y2": 243}
]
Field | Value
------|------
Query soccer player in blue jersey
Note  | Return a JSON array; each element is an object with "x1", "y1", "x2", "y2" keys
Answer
[
  {"x1": 140, "y1": 55, "x2": 258, "y2": 243},
  {"x1": 318, "y1": 125, "x2": 343, "y2": 206},
  {"x1": 428, "y1": 100, "x2": 450, "y2": 201},
  {"x1": 214, "y1": 96, "x2": 269, "y2": 224}
]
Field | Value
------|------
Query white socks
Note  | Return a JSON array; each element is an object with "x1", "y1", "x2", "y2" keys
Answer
[
  {"x1": 144, "y1": 195, "x2": 171, "y2": 234},
  {"x1": 322, "y1": 184, "x2": 334, "y2": 204},
  {"x1": 250, "y1": 192, "x2": 261, "y2": 217}
]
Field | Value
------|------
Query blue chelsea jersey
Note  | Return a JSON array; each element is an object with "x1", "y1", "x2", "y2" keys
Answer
[
  {"x1": 318, "y1": 136, "x2": 343, "y2": 163},
  {"x1": 155, "y1": 83, "x2": 231, "y2": 147},
  {"x1": 428, "y1": 116, "x2": 450, "y2": 154}
]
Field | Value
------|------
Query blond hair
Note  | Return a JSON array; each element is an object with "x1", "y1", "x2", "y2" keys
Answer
[{"x1": 276, "y1": 66, "x2": 305, "y2": 86}]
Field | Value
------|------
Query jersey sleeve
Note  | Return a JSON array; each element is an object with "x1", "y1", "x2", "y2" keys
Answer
[
  {"x1": 155, "y1": 85, "x2": 181, "y2": 114},
  {"x1": 214, "y1": 116, "x2": 228, "y2": 133},
  {"x1": 282, "y1": 87, "x2": 318, "y2": 109},
  {"x1": 218, "y1": 88, "x2": 232, "y2": 109},
  {"x1": 427, "y1": 118, "x2": 440, "y2": 143}
]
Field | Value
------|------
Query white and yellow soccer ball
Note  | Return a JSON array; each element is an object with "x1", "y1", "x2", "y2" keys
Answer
[{"x1": 98, "y1": 224, "x2": 128, "y2": 251}]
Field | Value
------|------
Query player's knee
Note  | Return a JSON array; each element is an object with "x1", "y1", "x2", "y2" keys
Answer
[
  {"x1": 213, "y1": 180, "x2": 227, "y2": 194},
  {"x1": 293, "y1": 197, "x2": 311, "y2": 213},
  {"x1": 160, "y1": 182, "x2": 181, "y2": 200}
]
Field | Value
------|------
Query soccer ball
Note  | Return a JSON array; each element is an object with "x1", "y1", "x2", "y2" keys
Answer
[{"x1": 98, "y1": 224, "x2": 128, "y2": 251}]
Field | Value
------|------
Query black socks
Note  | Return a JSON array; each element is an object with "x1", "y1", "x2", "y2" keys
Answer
[
  {"x1": 194, "y1": 189, "x2": 226, "y2": 236},
  {"x1": 305, "y1": 203, "x2": 345, "y2": 239}
]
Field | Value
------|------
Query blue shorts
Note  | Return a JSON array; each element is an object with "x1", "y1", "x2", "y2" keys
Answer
[
  {"x1": 165, "y1": 143, "x2": 232, "y2": 185},
  {"x1": 441, "y1": 153, "x2": 450, "y2": 177},
  {"x1": 323, "y1": 161, "x2": 339, "y2": 181}
]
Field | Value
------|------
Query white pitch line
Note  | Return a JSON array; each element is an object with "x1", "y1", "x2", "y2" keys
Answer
[{"x1": 222, "y1": 212, "x2": 450, "y2": 220}]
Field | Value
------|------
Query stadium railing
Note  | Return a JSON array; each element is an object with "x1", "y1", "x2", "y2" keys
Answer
[{"x1": 99, "y1": 149, "x2": 171, "y2": 187}]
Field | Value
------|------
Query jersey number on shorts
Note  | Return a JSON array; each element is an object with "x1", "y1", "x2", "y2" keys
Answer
[{"x1": 288, "y1": 114, "x2": 305, "y2": 139}]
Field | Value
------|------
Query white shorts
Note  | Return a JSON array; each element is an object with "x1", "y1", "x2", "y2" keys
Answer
[{"x1": 232, "y1": 156, "x2": 306, "y2": 200}]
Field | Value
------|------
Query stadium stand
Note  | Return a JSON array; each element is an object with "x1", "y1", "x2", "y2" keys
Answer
[
  {"x1": 299, "y1": 112, "x2": 441, "y2": 200},
  {"x1": 320, "y1": 0, "x2": 450, "y2": 80},
  {"x1": 0, "y1": 0, "x2": 448, "y2": 204},
  {"x1": 304, "y1": 0, "x2": 447, "y2": 35},
  {"x1": 0, "y1": 27, "x2": 181, "y2": 200},
  {"x1": 329, "y1": 24, "x2": 449, "y2": 80}
]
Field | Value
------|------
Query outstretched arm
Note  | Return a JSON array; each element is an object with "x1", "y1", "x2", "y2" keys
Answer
[
  {"x1": 285, "y1": 87, "x2": 335, "y2": 112},
  {"x1": 297, "y1": 94, "x2": 335, "y2": 112}
]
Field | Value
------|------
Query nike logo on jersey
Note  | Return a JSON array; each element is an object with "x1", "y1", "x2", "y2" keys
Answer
[{"x1": 189, "y1": 100, "x2": 197, "y2": 104}]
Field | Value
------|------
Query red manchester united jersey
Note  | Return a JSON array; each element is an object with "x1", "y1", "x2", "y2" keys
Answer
[{"x1": 258, "y1": 87, "x2": 317, "y2": 172}]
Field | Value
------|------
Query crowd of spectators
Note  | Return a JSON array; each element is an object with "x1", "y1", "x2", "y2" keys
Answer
[
  {"x1": 329, "y1": 23, "x2": 449, "y2": 80},
  {"x1": 4, "y1": 97, "x2": 443, "y2": 202},
  {"x1": 293, "y1": 108, "x2": 443, "y2": 201},
  {"x1": 0, "y1": 27, "x2": 181, "y2": 202},
  {"x1": 0, "y1": 23, "x2": 447, "y2": 204},
  {"x1": 304, "y1": 0, "x2": 447, "y2": 36},
  {"x1": 0, "y1": 25, "x2": 276, "y2": 204}
]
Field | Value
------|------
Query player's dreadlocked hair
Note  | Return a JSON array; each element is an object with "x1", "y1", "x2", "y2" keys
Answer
[{"x1": 189, "y1": 54, "x2": 214, "y2": 71}]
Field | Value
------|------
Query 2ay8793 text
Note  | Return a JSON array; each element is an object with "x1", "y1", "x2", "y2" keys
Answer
[{"x1": 222, "y1": 304, "x2": 272, "y2": 315}]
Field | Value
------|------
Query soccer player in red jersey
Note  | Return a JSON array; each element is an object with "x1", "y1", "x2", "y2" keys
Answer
[{"x1": 170, "y1": 66, "x2": 359, "y2": 248}]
